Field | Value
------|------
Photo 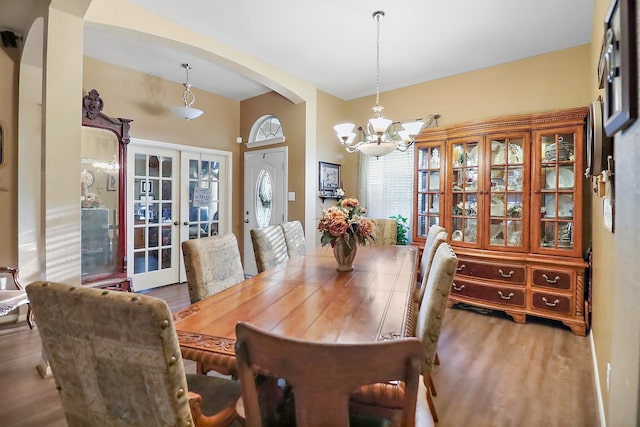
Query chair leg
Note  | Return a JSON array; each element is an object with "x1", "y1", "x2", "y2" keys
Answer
[
  {"x1": 428, "y1": 373, "x2": 437, "y2": 397},
  {"x1": 26, "y1": 303, "x2": 35, "y2": 329},
  {"x1": 426, "y1": 387, "x2": 439, "y2": 423}
]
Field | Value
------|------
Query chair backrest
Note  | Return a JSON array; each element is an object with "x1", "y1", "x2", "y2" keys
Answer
[
  {"x1": 182, "y1": 233, "x2": 245, "y2": 303},
  {"x1": 26, "y1": 281, "x2": 195, "y2": 426},
  {"x1": 416, "y1": 229, "x2": 448, "y2": 305},
  {"x1": 235, "y1": 322, "x2": 422, "y2": 427},
  {"x1": 281, "y1": 220, "x2": 306, "y2": 258},
  {"x1": 416, "y1": 243, "x2": 457, "y2": 376},
  {"x1": 370, "y1": 218, "x2": 398, "y2": 246},
  {"x1": 250, "y1": 225, "x2": 290, "y2": 273}
]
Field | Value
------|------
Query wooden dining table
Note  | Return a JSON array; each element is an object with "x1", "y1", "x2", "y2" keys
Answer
[{"x1": 174, "y1": 244, "x2": 419, "y2": 376}]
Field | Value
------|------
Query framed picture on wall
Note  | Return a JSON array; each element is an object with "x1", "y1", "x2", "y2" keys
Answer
[
  {"x1": 107, "y1": 173, "x2": 117, "y2": 191},
  {"x1": 600, "y1": 0, "x2": 637, "y2": 136},
  {"x1": 0, "y1": 126, "x2": 3, "y2": 165},
  {"x1": 318, "y1": 161, "x2": 341, "y2": 195}
]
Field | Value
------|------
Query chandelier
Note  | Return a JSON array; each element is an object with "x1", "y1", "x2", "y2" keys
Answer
[
  {"x1": 170, "y1": 63, "x2": 204, "y2": 120},
  {"x1": 334, "y1": 11, "x2": 438, "y2": 158}
]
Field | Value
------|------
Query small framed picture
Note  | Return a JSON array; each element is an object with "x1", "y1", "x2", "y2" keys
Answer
[
  {"x1": 319, "y1": 161, "x2": 341, "y2": 193},
  {"x1": 600, "y1": 0, "x2": 637, "y2": 136},
  {"x1": 106, "y1": 174, "x2": 117, "y2": 191}
]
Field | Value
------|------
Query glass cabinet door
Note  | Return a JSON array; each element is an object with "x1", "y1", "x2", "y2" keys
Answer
[
  {"x1": 450, "y1": 137, "x2": 481, "y2": 246},
  {"x1": 532, "y1": 127, "x2": 583, "y2": 256},
  {"x1": 486, "y1": 134, "x2": 528, "y2": 251},
  {"x1": 415, "y1": 144, "x2": 444, "y2": 239}
]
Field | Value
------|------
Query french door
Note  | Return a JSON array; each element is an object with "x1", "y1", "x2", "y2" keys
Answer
[{"x1": 127, "y1": 140, "x2": 231, "y2": 291}]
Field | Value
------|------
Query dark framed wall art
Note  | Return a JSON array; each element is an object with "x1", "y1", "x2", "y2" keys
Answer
[
  {"x1": 599, "y1": 0, "x2": 637, "y2": 136},
  {"x1": 318, "y1": 161, "x2": 341, "y2": 196}
]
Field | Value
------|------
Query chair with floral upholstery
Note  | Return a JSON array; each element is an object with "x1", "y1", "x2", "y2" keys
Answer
[
  {"x1": 415, "y1": 224, "x2": 448, "y2": 305},
  {"x1": 250, "y1": 225, "x2": 290, "y2": 273},
  {"x1": 0, "y1": 267, "x2": 34, "y2": 329},
  {"x1": 26, "y1": 281, "x2": 242, "y2": 427},
  {"x1": 182, "y1": 233, "x2": 245, "y2": 304},
  {"x1": 280, "y1": 220, "x2": 306, "y2": 258},
  {"x1": 370, "y1": 219, "x2": 398, "y2": 246}
]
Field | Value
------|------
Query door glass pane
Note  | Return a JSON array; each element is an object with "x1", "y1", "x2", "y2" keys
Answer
[
  {"x1": 255, "y1": 169, "x2": 273, "y2": 227},
  {"x1": 133, "y1": 153, "x2": 175, "y2": 273}
]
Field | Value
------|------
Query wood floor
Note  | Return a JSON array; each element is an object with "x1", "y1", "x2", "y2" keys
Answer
[{"x1": 0, "y1": 283, "x2": 599, "y2": 427}]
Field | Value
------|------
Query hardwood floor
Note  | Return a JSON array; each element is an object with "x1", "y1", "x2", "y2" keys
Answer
[{"x1": 0, "y1": 283, "x2": 598, "y2": 426}]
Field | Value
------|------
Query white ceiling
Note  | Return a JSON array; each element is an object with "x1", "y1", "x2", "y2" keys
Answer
[{"x1": 4, "y1": 0, "x2": 596, "y2": 102}]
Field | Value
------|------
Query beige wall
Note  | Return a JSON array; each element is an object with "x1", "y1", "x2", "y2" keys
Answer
[{"x1": 346, "y1": 45, "x2": 592, "y2": 128}]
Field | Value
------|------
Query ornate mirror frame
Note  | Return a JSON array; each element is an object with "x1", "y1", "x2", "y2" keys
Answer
[{"x1": 81, "y1": 89, "x2": 133, "y2": 290}]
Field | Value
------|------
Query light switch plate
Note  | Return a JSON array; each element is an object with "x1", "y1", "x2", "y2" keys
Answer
[{"x1": 288, "y1": 192, "x2": 295, "y2": 201}]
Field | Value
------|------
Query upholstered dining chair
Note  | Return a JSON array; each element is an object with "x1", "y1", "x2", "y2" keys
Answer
[
  {"x1": 370, "y1": 218, "x2": 398, "y2": 246},
  {"x1": 0, "y1": 266, "x2": 34, "y2": 329},
  {"x1": 26, "y1": 281, "x2": 242, "y2": 427},
  {"x1": 351, "y1": 242, "x2": 457, "y2": 424},
  {"x1": 182, "y1": 233, "x2": 245, "y2": 304},
  {"x1": 415, "y1": 225, "x2": 448, "y2": 305},
  {"x1": 250, "y1": 225, "x2": 290, "y2": 273},
  {"x1": 280, "y1": 220, "x2": 306, "y2": 258},
  {"x1": 235, "y1": 321, "x2": 423, "y2": 427}
]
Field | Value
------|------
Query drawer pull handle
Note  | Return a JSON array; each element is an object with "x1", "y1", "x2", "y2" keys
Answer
[
  {"x1": 498, "y1": 291, "x2": 514, "y2": 300},
  {"x1": 456, "y1": 264, "x2": 466, "y2": 272},
  {"x1": 542, "y1": 274, "x2": 561, "y2": 284},
  {"x1": 452, "y1": 283, "x2": 465, "y2": 291},
  {"x1": 542, "y1": 297, "x2": 561, "y2": 307},
  {"x1": 498, "y1": 269, "x2": 514, "y2": 278}
]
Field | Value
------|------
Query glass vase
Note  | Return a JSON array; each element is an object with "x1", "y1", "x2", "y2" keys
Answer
[{"x1": 333, "y1": 239, "x2": 357, "y2": 272}]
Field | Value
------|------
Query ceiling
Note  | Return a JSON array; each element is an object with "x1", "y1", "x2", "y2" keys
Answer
[{"x1": 3, "y1": 0, "x2": 595, "y2": 102}]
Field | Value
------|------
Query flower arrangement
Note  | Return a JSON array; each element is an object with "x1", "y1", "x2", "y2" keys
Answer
[{"x1": 317, "y1": 198, "x2": 375, "y2": 248}]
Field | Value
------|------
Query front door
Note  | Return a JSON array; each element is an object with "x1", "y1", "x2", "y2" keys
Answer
[{"x1": 243, "y1": 147, "x2": 287, "y2": 276}]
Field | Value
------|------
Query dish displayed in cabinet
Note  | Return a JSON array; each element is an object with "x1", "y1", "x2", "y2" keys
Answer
[
  {"x1": 544, "y1": 194, "x2": 574, "y2": 218},
  {"x1": 545, "y1": 168, "x2": 574, "y2": 189},
  {"x1": 491, "y1": 141, "x2": 524, "y2": 164}
]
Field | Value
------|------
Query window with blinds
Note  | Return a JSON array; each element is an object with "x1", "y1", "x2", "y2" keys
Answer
[{"x1": 364, "y1": 147, "x2": 414, "y2": 240}]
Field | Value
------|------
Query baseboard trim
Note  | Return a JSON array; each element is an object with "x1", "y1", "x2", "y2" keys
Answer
[{"x1": 590, "y1": 330, "x2": 606, "y2": 427}]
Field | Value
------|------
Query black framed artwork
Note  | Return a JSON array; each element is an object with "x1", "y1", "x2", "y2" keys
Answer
[
  {"x1": 585, "y1": 99, "x2": 613, "y2": 178},
  {"x1": 318, "y1": 161, "x2": 341, "y2": 195},
  {"x1": 599, "y1": 0, "x2": 637, "y2": 136},
  {"x1": 0, "y1": 126, "x2": 3, "y2": 165}
]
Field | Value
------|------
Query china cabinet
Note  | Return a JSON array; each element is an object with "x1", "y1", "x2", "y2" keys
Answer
[
  {"x1": 413, "y1": 107, "x2": 589, "y2": 335},
  {"x1": 81, "y1": 89, "x2": 132, "y2": 291}
]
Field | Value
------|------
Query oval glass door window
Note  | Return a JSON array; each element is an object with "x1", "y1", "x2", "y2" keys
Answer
[{"x1": 255, "y1": 169, "x2": 273, "y2": 227}]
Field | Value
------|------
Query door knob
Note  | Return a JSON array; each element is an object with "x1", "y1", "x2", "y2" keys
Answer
[
  {"x1": 183, "y1": 221, "x2": 189, "y2": 226},
  {"x1": 244, "y1": 219, "x2": 249, "y2": 223},
  {"x1": 173, "y1": 221, "x2": 179, "y2": 226}
]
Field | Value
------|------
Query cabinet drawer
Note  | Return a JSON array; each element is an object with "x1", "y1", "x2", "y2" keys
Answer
[
  {"x1": 532, "y1": 268, "x2": 571, "y2": 290},
  {"x1": 531, "y1": 292, "x2": 572, "y2": 315},
  {"x1": 456, "y1": 259, "x2": 525, "y2": 284},
  {"x1": 450, "y1": 279, "x2": 525, "y2": 307}
]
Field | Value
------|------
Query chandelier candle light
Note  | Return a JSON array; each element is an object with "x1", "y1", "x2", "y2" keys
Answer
[
  {"x1": 334, "y1": 11, "x2": 439, "y2": 158},
  {"x1": 171, "y1": 63, "x2": 204, "y2": 120}
]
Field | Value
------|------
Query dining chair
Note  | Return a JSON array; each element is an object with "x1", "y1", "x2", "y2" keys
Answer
[
  {"x1": 0, "y1": 266, "x2": 34, "y2": 329},
  {"x1": 182, "y1": 233, "x2": 245, "y2": 304},
  {"x1": 415, "y1": 226, "x2": 448, "y2": 305},
  {"x1": 280, "y1": 220, "x2": 306, "y2": 258},
  {"x1": 26, "y1": 281, "x2": 242, "y2": 427},
  {"x1": 250, "y1": 225, "x2": 290, "y2": 273},
  {"x1": 370, "y1": 218, "x2": 398, "y2": 246},
  {"x1": 235, "y1": 321, "x2": 423, "y2": 427},
  {"x1": 351, "y1": 242, "x2": 457, "y2": 424}
]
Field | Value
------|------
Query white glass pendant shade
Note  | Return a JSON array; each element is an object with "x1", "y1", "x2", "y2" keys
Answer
[
  {"x1": 369, "y1": 117, "x2": 392, "y2": 133},
  {"x1": 401, "y1": 120, "x2": 425, "y2": 136},
  {"x1": 334, "y1": 123, "x2": 355, "y2": 136},
  {"x1": 358, "y1": 141, "x2": 398, "y2": 157},
  {"x1": 170, "y1": 105, "x2": 204, "y2": 120}
]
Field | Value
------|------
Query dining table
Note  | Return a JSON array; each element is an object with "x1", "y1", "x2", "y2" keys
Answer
[{"x1": 174, "y1": 244, "x2": 419, "y2": 376}]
